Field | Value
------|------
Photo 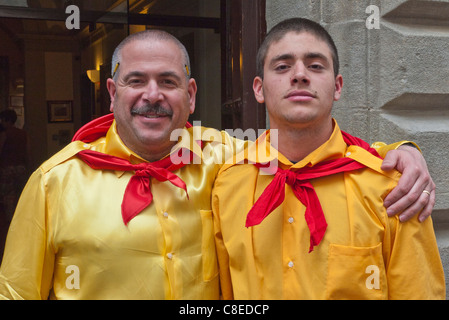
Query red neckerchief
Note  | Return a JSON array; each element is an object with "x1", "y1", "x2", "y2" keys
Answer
[
  {"x1": 245, "y1": 131, "x2": 381, "y2": 253},
  {"x1": 72, "y1": 113, "x2": 115, "y2": 143},
  {"x1": 72, "y1": 113, "x2": 196, "y2": 225}
]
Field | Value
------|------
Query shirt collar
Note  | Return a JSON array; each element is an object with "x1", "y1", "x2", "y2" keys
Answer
[{"x1": 246, "y1": 119, "x2": 348, "y2": 169}]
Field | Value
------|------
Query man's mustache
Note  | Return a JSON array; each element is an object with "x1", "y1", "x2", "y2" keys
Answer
[{"x1": 131, "y1": 103, "x2": 173, "y2": 116}]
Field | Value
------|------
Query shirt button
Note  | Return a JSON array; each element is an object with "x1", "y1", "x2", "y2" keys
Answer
[
  {"x1": 163, "y1": 211, "x2": 169, "y2": 218},
  {"x1": 167, "y1": 253, "x2": 173, "y2": 259},
  {"x1": 83, "y1": 144, "x2": 90, "y2": 148},
  {"x1": 288, "y1": 217, "x2": 294, "y2": 224},
  {"x1": 288, "y1": 261, "x2": 294, "y2": 268},
  {"x1": 346, "y1": 152, "x2": 351, "y2": 156}
]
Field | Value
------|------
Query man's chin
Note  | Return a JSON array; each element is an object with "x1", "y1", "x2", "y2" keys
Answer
[{"x1": 139, "y1": 132, "x2": 172, "y2": 146}]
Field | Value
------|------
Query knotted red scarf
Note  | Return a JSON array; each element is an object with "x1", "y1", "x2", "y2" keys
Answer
[
  {"x1": 245, "y1": 131, "x2": 381, "y2": 253},
  {"x1": 72, "y1": 113, "x2": 194, "y2": 225},
  {"x1": 77, "y1": 149, "x2": 190, "y2": 225}
]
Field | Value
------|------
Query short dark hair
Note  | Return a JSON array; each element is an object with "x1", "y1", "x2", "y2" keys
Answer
[
  {"x1": 0, "y1": 109, "x2": 17, "y2": 124},
  {"x1": 256, "y1": 18, "x2": 340, "y2": 78}
]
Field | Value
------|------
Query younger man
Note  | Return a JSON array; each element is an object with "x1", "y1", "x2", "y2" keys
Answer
[{"x1": 212, "y1": 18, "x2": 445, "y2": 299}]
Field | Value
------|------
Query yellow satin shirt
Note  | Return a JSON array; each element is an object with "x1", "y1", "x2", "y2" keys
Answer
[
  {"x1": 0, "y1": 122, "x2": 245, "y2": 300},
  {"x1": 213, "y1": 121, "x2": 445, "y2": 300}
]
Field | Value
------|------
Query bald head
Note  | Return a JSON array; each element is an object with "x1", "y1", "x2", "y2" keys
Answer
[{"x1": 111, "y1": 30, "x2": 191, "y2": 81}]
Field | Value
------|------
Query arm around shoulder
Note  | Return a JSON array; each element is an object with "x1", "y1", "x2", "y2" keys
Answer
[{"x1": 372, "y1": 140, "x2": 421, "y2": 159}]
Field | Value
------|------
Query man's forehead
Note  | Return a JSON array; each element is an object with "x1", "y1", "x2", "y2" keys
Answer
[
  {"x1": 266, "y1": 31, "x2": 332, "y2": 59},
  {"x1": 123, "y1": 38, "x2": 178, "y2": 55},
  {"x1": 270, "y1": 31, "x2": 327, "y2": 48},
  {"x1": 120, "y1": 40, "x2": 182, "y2": 68}
]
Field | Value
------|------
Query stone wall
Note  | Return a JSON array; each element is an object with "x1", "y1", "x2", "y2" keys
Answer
[{"x1": 266, "y1": 0, "x2": 449, "y2": 298}]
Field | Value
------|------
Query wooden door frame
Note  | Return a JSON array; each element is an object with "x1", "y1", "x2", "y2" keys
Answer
[{"x1": 221, "y1": 0, "x2": 266, "y2": 131}]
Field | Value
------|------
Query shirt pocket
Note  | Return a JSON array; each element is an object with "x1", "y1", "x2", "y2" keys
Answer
[
  {"x1": 200, "y1": 210, "x2": 219, "y2": 281},
  {"x1": 325, "y1": 242, "x2": 388, "y2": 300}
]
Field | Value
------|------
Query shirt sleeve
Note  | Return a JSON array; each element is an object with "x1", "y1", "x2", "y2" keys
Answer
[
  {"x1": 371, "y1": 141, "x2": 421, "y2": 159},
  {"x1": 212, "y1": 177, "x2": 234, "y2": 300},
  {"x1": 385, "y1": 215, "x2": 446, "y2": 299},
  {"x1": 0, "y1": 168, "x2": 55, "y2": 300}
]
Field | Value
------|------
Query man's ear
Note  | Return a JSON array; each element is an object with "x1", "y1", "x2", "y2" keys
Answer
[
  {"x1": 333, "y1": 74, "x2": 343, "y2": 102},
  {"x1": 187, "y1": 78, "x2": 197, "y2": 114},
  {"x1": 253, "y1": 76, "x2": 265, "y2": 104},
  {"x1": 106, "y1": 78, "x2": 116, "y2": 112}
]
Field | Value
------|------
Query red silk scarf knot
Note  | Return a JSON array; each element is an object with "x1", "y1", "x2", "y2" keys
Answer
[
  {"x1": 77, "y1": 149, "x2": 189, "y2": 225},
  {"x1": 72, "y1": 113, "x2": 197, "y2": 225},
  {"x1": 245, "y1": 131, "x2": 381, "y2": 253}
]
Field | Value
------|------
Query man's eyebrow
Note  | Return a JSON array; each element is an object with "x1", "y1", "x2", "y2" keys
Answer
[
  {"x1": 122, "y1": 70, "x2": 183, "y2": 82},
  {"x1": 269, "y1": 52, "x2": 330, "y2": 64},
  {"x1": 269, "y1": 53, "x2": 295, "y2": 65},
  {"x1": 122, "y1": 71, "x2": 145, "y2": 82},
  {"x1": 304, "y1": 52, "x2": 329, "y2": 63},
  {"x1": 159, "y1": 71, "x2": 182, "y2": 82}
]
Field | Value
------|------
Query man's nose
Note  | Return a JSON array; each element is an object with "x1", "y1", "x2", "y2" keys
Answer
[
  {"x1": 291, "y1": 63, "x2": 310, "y2": 85},
  {"x1": 142, "y1": 80, "x2": 163, "y2": 103}
]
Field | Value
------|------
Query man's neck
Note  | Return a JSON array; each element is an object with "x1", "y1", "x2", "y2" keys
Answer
[
  {"x1": 272, "y1": 121, "x2": 334, "y2": 163},
  {"x1": 132, "y1": 142, "x2": 177, "y2": 163}
]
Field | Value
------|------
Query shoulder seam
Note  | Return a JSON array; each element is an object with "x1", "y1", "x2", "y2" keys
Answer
[
  {"x1": 40, "y1": 141, "x2": 90, "y2": 174},
  {"x1": 349, "y1": 146, "x2": 400, "y2": 181}
]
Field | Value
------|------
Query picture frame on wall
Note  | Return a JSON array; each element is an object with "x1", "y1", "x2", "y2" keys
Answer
[
  {"x1": 10, "y1": 95, "x2": 24, "y2": 108},
  {"x1": 47, "y1": 100, "x2": 73, "y2": 123}
]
